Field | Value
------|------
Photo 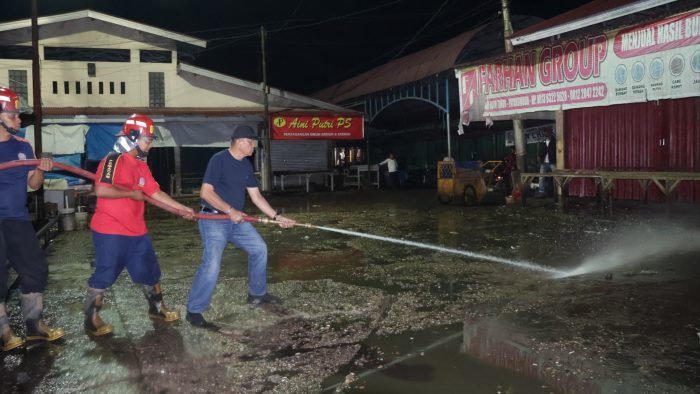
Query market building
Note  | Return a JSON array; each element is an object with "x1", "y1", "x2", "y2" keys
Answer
[
  {"x1": 455, "y1": 0, "x2": 700, "y2": 204},
  {"x1": 0, "y1": 10, "x2": 359, "y2": 200}
]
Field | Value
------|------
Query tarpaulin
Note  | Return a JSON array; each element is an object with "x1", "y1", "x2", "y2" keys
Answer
[
  {"x1": 44, "y1": 154, "x2": 84, "y2": 186},
  {"x1": 161, "y1": 122, "x2": 253, "y2": 147},
  {"x1": 23, "y1": 124, "x2": 88, "y2": 155},
  {"x1": 85, "y1": 124, "x2": 120, "y2": 161}
]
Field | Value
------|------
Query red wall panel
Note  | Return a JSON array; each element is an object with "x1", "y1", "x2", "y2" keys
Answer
[{"x1": 565, "y1": 97, "x2": 700, "y2": 202}]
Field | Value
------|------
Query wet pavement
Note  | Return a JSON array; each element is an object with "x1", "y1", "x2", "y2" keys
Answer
[{"x1": 2, "y1": 190, "x2": 700, "y2": 393}]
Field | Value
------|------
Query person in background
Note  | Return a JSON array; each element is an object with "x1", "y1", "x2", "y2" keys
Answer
[
  {"x1": 379, "y1": 153, "x2": 399, "y2": 190},
  {"x1": 495, "y1": 146, "x2": 517, "y2": 196},
  {"x1": 186, "y1": 125, "x2": 295, "y2": 329},
  {"x1": 0, "y1": 86, "x2": 64, "y2": 351},
  {"x1": 536, "y1": 129, "x2": 556, "y2": 198},
  {"x1": 84, "y1": 114, "x2": 195, "y2": 336}
]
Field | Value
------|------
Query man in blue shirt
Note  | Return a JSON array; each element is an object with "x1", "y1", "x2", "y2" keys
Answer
[
  {"x1": 0, "y1": 87, "x2": 64, "y2": 351},
  {"x1": 186, "y1": 125, "x2": 295, "y2": 328}
]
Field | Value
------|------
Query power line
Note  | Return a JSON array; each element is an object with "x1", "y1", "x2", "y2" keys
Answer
[{"x1": 391, "y1": 0, "x2": 451, "y2": 60}]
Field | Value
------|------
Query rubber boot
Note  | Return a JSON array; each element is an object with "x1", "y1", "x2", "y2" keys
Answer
[
  {"x1": 144, "y1": 283, "x2": 180, "y2": 322},
  {"x1": 0, "y1": 303, "x2": 24, "y2": 351},
  {"x1": 84, "y1": 288, "x2": 113, "y2": 336},
  {"x1": 21, "y1": 293, "x2": 65, "y2": 342}
]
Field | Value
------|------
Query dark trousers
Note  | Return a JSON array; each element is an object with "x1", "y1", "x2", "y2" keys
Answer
[
  {"x1": 388, "y1": 171, "x2": 399, "y2": 189},
  {"x1": 0, "y1": 220, "x2": 48, "y2": 297}
]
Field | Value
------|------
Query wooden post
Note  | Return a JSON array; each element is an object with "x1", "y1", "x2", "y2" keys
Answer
[
  {"x1": 260, "y1": 26, "x2": 272, "y2": 192},
  {"x1": 501, "y1": 0, "x2": 526, "y2": 193},
  {"x1": 173, "y1": 145, "x2": 182, "y2": 196},
  {"x1": 555, "y1": 109, "x2": 565, "y2": 209}
]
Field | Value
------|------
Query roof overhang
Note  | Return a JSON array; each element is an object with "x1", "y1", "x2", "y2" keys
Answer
[
  {"x1": 39, "y1": 114, "x2": 262, "y2": 124},
  {"x1": 511, "y1": 0, "x2": 677, "y2": 46},
  {"x1": 0, "y1": 9, "x2": 206, "y2": 48},
  {"x1": 178, "y1": 63, "x2": 355, "y2": 113}
]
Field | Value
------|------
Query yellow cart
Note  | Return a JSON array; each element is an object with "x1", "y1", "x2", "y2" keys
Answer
[{"x1": 437, "y1": 160, "x2": 505, "y2": 206}]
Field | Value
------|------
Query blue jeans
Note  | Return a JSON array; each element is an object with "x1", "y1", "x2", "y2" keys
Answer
[
  {"x1": 187, "y1": 218, "x2": 268, "y2": 313},
  {"x1": 538, "y1": 163, "x2": 556, "y2": 194}
]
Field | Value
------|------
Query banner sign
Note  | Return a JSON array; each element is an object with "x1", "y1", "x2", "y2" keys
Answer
[
  {"x1": 270, "y1": 114, "x2": 364, "y2": 140},
  {"x1": 457, "y1": 8, "x2": 700, "y2": 120},
  {"x1": 505, "y1": 123, "x2": 555, "y2": 146}
]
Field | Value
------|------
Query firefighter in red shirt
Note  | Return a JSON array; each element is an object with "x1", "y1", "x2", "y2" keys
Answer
[{"x1": 84, "y1": 114, "x2": 194, "y2": 336}]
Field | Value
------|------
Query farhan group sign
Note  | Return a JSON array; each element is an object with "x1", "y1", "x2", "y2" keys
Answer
[
  {"x1": 270, "y1": 114, "x2": 364, "y2": 140},
  {"x1": 457, "y1": 8, "x2": 700, "y2": 122}
]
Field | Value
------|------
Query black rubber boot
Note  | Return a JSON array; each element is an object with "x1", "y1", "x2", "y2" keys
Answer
[
  {"x1": 84, "y1": 290, "x2": 113, "y2": 336},
  {"x1": 144, "y1": 283, "x2": 180, "y2": 322}
]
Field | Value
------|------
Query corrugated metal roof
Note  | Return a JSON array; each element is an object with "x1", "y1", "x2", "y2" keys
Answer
[
  {"x1": 313, "y1": 27, "x2": 483, "y2": 104},
  {"x1": 511, "y1": 0, "x2": 679, "y2": 45}
]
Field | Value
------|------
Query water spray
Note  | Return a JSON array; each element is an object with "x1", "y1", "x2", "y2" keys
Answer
[
  {"x1": 1, "y1": 160, "x2": 565, "y2": 275},
  {"x1": 312, "y1": 225, "x2": 563, "y2": 275}
]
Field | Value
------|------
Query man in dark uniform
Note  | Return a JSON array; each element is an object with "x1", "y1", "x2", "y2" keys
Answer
[{"x1": 0, "y1": 86, "x2": 64, "y2": 351}]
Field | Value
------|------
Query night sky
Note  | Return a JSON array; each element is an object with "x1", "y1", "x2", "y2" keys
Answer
[{"x1": 1, "y1": 0, "x2": 592, "y2": 95}]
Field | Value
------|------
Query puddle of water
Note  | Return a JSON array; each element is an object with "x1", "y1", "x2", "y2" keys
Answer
[
  {"x1": 322, "y1": 324, "x2": 552, "y2": 394},
  {"x1": 13, "y1": 191, "x2": 699, "y2": 392},
  {"x1": 269, "y1": 249, "x2": 366, "y2": 281}
]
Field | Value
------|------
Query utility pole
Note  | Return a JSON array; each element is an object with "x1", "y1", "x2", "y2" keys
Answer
[
  {"x1": 31, "y1": 0, "x2": 42, "y2": 157},
  {"x1": 500, "y1": 0, "x2": 526, "y2": 181},
  {"x1": 445, "y1": 79, "x2": 452, "y2": 160},
  {"x1": 31, "y1": 0, "x2": 45, "y2": 221},
  {"x1": 260, "y1": 26, "x2": 272, "y2": 192}
]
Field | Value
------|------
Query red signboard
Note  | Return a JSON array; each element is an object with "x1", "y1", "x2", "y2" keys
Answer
[
  {"x1": 613, "y1": 9, "x2": 700, "y2": 59},
  {"x1": 270, "y1": 115, "x2": 364, "y2": 140}
]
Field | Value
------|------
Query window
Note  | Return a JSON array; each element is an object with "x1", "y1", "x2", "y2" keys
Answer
[
  {"x1": 99, "y1": 82, "x2": 104, "y2": 94},
  {"x1": 87, "y1": 81, "x2": 93, "y2": 94},
  {"x1": 140, "y1": 50, "x2": 172, "y2": 63},
  {"x1": 109, "y1": 82, "x2": 115, "y2": 94},
  {"x1": 8, "y1": 70, "x2": 28, "y2": 102},
  {"x1": 120, "y1": 82, "x2": 126, "y2": 95},
  {"x1": 0, "y1": 45, "x2": 32, "y2": 60},
  {"x1": 44, "y1": 47, "x2": 130, "y2": 62},
  {"x1": 52, "y1": 81, "x2": 58, "y2": 94},
  {"x1": 148, "y1": 72, "x2": 165, "y2": 108},
  {"x1": 64, "y1": 81, "x2": 70, "y2": 94},
  {"x1": 75, "y1": 81, "x2": 81, "y2": 94}
]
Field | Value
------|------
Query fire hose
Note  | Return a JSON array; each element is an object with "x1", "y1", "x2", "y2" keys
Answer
[
  {"x1": 0, "y1": 159, "x2": 314, "y2": 228},
  {"x1": 1, "y1": 161, "x2": 567, "y2": 277}
]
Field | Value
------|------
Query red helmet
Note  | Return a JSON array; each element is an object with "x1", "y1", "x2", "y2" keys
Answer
[
  {"x1": 0, "y1": 87, "x2": 20, "y2": 113},
  {"x1": 117, "y1": 114, "x2": 156, "y2": 142}
]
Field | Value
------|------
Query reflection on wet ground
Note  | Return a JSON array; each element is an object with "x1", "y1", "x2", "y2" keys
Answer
[{"x1": 2, "y1": 189, "x2": 700, "y2": 393}]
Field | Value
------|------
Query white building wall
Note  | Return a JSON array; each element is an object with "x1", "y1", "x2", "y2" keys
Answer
[{"x1": 0, "y1": 29, "x2": 259, "y2": 109}]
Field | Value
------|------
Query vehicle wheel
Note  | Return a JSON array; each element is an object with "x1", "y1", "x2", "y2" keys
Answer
[
  {"x1": 463, "y1": 186, "x2": 477, "y2": 206},
  {"x1": 438, "y1": 193, "x2": 453, "y2": 204}
]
